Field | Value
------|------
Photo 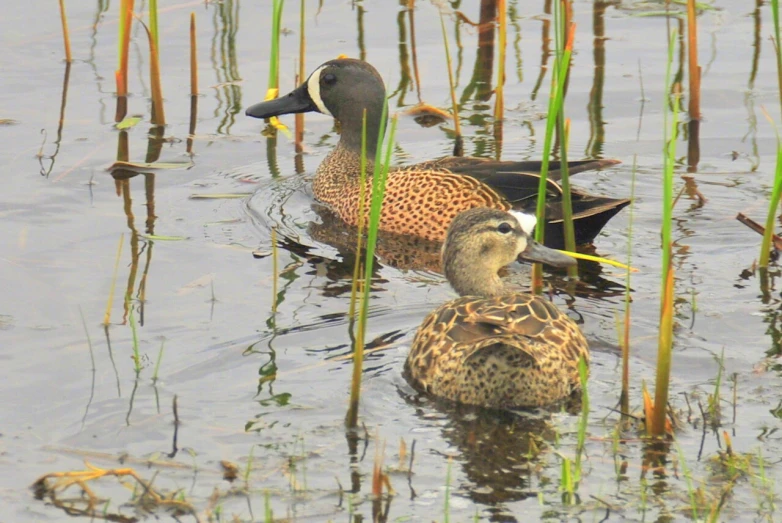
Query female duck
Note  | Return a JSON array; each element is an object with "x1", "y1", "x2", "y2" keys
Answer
[
  {"x1": 404, "y1": 208, "x2": 589, "y2": 409},
  {"x1": 246, "y1": 58, "x2": 628, "y2": 249}
]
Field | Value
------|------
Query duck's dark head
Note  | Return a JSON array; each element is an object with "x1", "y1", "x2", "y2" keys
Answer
[{"x1": 246, "y1": 58, "x2": 387, "y2": 150}]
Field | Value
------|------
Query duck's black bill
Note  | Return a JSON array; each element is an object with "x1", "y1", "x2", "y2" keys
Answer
[
  {"x1": 245, "y1": 84, "x2": 315, "y2": 119},
  {"x1": 519, "y1": 240, "x2": 576, "y2": 268}
]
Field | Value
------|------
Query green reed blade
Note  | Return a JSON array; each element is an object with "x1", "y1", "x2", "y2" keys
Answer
[
  {"x1": 532, "y1": 1, "x2": 573, "y2": 292},
  {"x1": 269, "y1": 0, "x2": 285, "y2": 92},
  {"x1": 761, "y1": 0, "x2": 782, "y2": 266},
  {"x1": 347, "y1": 97, "x2": 394, "y2": 429},
  {"x1": 760, "y1": 144, "x2": 782, "y2": 267},
  {"x1": 773, "y1": 0, "x2": 782, "y2": 122},
  {"x1": 574, "y1": 355, "x2": 589, "y2": 483},
  {"x1": 651, "y1": 28, "x2": 679, "y2": 438},
  {"x1": 621, "y1": 156, "x2": 638, "y2": 417},
  {"x1": 348, "y1": 111, "x2": 368, "y2": 324}
]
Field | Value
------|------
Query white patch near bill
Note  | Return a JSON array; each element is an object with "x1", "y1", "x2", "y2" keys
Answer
[
  {"x1": 306, "y1": 65, "x2": 333, "y2": 116},
  {"x1": 509, "y1": 211, "x2": 537, "y2": 235}
]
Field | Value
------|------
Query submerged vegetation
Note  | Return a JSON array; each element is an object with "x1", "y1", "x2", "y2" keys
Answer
[{"x1": 8, "y1": 0, "x2": 782, "y2": 521}]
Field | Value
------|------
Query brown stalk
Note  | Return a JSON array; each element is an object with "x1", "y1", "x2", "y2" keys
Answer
[
  {"x1": 135, "y1": 15, "x2": 166, "y2": 126},
  {"x1": 686, "y1": 0, "x2": 700, "y2": 120},
  {"x1": 190, "y1": 12, "x2": 197, "y2": 96}
]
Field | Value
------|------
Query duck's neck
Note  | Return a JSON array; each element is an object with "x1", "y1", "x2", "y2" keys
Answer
[
  {"x1": 313, "y1": 106, "x2": 388, "y2": 203},
  {"x1": 444, "y1": 255, "x2": 505, "y2": 297},
  {"x1": 318, "y1": 96, "x2": 388, "y2": 179}
]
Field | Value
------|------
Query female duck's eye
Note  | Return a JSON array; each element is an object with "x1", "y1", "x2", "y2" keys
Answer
[
  {"x1": 322, "y1": 73, "x2": 337, "y2": 86},
  {"x1": 497, "y1": 222, "x2": 513, "y2": 234}
]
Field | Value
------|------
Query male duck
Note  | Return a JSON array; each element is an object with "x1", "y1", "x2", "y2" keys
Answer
[
  {"x1": 246, "y1": 58, "x2": 628, "y2": 248},
  {"x1": 404, "y1": 207, "x2": 589, "y2": 409}
]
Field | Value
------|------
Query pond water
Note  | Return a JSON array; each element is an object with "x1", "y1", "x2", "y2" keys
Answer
[{"x1": 2, "y1": 0, "x2": 782, "y2": 521}]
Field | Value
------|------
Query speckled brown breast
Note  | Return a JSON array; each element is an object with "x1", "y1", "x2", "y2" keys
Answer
[
  {"x1": 404, "y1": 293, "x2": 589, "y2": 409},
  {"x1": 312, "y1": 146, "x2": 510, "y2": 243}
]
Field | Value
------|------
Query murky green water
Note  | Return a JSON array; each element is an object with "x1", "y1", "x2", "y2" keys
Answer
[{"x1": 2, "y1": 0, "x2": 782, "y2": 521}]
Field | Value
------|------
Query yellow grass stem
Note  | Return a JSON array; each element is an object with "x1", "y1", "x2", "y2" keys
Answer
[
  {"x1": 556, "y1": 250, "x2": 636, "y2": 272},
  {"x1": 493, "y1": 0, "x2": 506, "y2": 123},
  {"x1": 103, "y1": 233, "x2": 125, "y2": 326},
  {"x1": 271, "y1": 226, "x2": 278, "y2": 315},
  {"x1": 58, "y1": 0, "x2": 72, "y2": 63},
  {"x1": 295, "y1": 0, "x2": 306, "y2": 151},
  {"x1": 189, "y1": 13, "x2": 197, "y2": 96},
  {"x1": 439, "y1": 11, "x2": 462, "y2": 153}
]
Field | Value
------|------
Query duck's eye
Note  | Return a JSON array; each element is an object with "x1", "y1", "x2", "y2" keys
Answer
[
  {"x1": 497, "y1": 222, "x2": 513, "y2": 234},
  {"x1": 322, "y1": 73, "x2": 337, "y2": 86}
]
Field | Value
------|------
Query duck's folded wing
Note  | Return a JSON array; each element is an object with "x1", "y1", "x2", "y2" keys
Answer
[
  {"x1": 432, "y1": 295, "x2": 562, "y2": 359},
  {"x1": 409, "y1": 157, "x2": 620, "y2": 182}
]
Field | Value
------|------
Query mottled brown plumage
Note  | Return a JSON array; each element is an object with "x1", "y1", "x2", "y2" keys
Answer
[
  {"x1": 403, "y1": 208, "x2": 589, "y2": 409},
  {"x1": 246, "y1": 58, "x2": 629, "y2": 248}
]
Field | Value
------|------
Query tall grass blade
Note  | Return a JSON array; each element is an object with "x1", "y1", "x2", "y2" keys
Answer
[
  {"x1": 347, "y1": 100, "x2": 395, "y2": 428},
  {"x1": 554, "y1": 3, "x2": 577, "y2": 273},
  {"x1": 58, "y1": 0, "x2": 72, "y2": 63},
  {"x1": 348, "y1": 112, "x2": 369, "y2": 324},
  {"x1": 532, "y1": 4, "x2": 574, "y2": 292},
  {"x1": 651, "y1": 29, "x2": 679, "y2": 438},
  {"x1": 761, "y1": 0, "x2": 782, "y2": 266},
  {"x1": 265, "y1": 0, "x2": 289, "y2": 135},
  {"x1": 574, "y1": 355, "x2": 589, "y2": 483},
  {"x1": 760, "y1": 144, "x2": 782, "y2": 266},
  {"x1": 439, "y1": 11, "x2": 462, "y2": 156},
  {"x1": 773, "y1": 0, "x2": 782, "y2": 122},
  {"x1": 621, "y1": 156, "x2": 638, "y2": 416}
]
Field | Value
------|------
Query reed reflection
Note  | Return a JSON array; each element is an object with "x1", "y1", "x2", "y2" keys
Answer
[
  {"x1": 39, "y1": 63, "x2": 72, "y2": 178},
  {"x1": 211, "y1": 0, "x2": 242, "y2": 135}
]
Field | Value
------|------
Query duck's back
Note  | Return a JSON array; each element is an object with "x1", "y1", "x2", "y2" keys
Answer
[{"x1": 405, "y1": 293, "x2": 589, "y2": 409}]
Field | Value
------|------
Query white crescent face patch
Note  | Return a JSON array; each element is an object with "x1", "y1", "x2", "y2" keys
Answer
[
  {"x1": 509, "y1": 211, "x2": 537, "y2": 236},
  {"x1": 306, "y1": 65, "x2": 333, "y2": 117}
]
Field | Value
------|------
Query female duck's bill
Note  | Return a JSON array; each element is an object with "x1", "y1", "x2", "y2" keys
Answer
[{"x1": 509, "y1": 211, "x2": 576, "y2": 268}]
